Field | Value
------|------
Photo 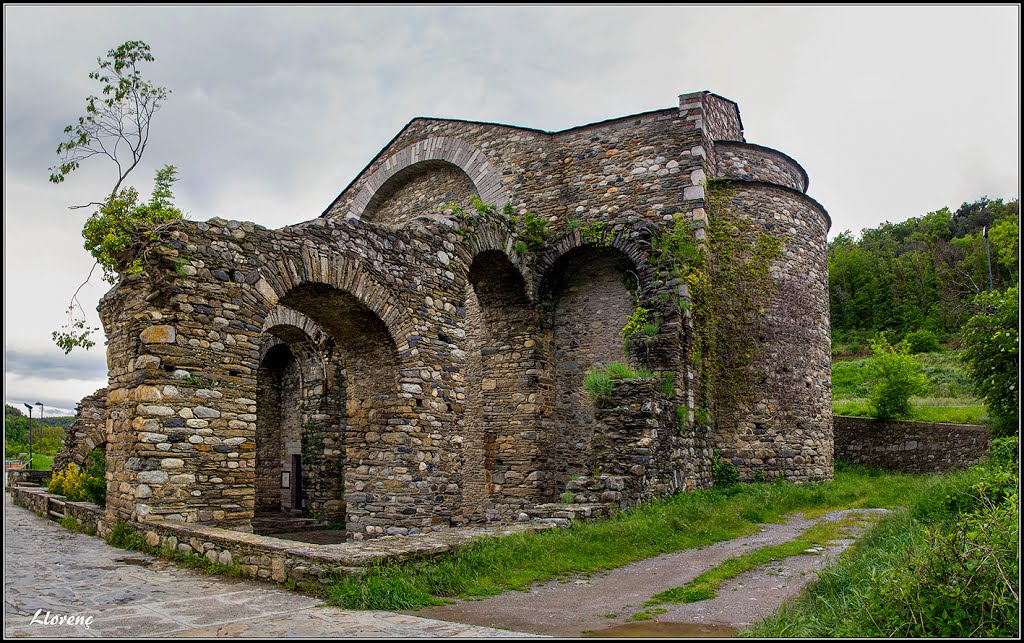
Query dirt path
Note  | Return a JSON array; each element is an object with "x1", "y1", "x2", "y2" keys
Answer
[{"x1": 408, "y1": 508, "x2": 890, "y2": 637}]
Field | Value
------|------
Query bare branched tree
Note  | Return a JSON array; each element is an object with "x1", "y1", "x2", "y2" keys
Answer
[{"x1": 50, "y1": 40, "x2": 173, "y2": 354}]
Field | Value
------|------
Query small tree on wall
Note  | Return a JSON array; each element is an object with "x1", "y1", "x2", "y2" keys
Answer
[{"x1": 49, "y1": 40, "x2": 183, "y2": 353}]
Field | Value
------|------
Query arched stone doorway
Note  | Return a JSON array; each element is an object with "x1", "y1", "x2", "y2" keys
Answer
[
  {"x1": 266, "y1": 283, "x2": 402, "y2": 539},
  {"x1": 462, "y1": 250, "x2": 543, "y2": 521},
  {"x1": 541, "y1": 246, "x2": 641, "y2": 497}
]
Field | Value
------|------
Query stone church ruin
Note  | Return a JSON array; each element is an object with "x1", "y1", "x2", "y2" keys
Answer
[{"x1": 60, "y1": 90, "x2": 833, "y2": 540}]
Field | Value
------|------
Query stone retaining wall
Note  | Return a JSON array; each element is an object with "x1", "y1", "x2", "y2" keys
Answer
[
  {"x1": 833, "y1": 416, "x2": 992, "y2": 473},
  {"x1": 10, "y1": 484, "x2": 560, "y2": 587}
]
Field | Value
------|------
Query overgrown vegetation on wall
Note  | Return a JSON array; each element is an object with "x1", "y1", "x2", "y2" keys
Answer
[
  {"x1": 682, "y1": 178, "x2": 782, "y2": 420},
  {"x1": 449, "y1": 196, "x2": 550, "y2": 258}
]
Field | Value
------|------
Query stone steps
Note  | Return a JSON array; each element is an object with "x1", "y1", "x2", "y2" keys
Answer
[{"x1": 252, "y1": 513, "x2": 324, "y2": 535}]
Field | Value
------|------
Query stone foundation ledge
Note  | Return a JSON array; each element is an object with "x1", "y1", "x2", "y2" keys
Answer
[
  {"x1": 9, "y1": 485, "x2": 568, "y2": 587},
  {"x1": 524, "y1": 502, "x2": 615, "y2": 524}
]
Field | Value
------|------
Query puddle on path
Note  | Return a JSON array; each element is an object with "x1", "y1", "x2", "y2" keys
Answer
[
  {"x1": 115, "y1": 557, "x2": 156, "y2": 567},
  {"x1": 583, "y1": 621, "x2": 738, "y2": 638}
]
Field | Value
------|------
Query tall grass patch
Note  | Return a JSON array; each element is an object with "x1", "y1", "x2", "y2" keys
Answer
[{"x1": 746, "y1": 438, "x2": 1019, "y2": 638}]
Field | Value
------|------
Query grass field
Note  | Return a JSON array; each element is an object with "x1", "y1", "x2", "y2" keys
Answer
[
  {"x1": 31, "y1": 453, "x2": 54, "y2": 470},
  {"x1": 832, "y1": 350, "x2": 987, "y2": 424}
]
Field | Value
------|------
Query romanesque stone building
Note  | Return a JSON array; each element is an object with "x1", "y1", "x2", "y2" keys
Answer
[{"x1": 84, "y1": 90, "x2": 832, "y2": 540}]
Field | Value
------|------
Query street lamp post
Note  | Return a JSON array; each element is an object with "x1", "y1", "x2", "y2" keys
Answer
[
  {"x1": 22, "y1": 403, "x2": 34, "y2": 470},
  {"x1": 36, "y1": 403, "x2": 45, "y2": 467}
]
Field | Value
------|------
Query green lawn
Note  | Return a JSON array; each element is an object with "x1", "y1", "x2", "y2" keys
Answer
[
  {"x1": 31, "y1": 453, "x2": 54, "y2": 470},
  {"x1": 832, "y1": 350, "x2": 987, "y2": 424}
]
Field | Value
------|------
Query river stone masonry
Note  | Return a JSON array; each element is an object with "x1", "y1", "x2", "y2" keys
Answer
[
  {"x1": 86, "y1": 90, "x2": 832, "y2": 540},
  {"x1": 53, "y1": 387, "x2": 108, "y2": 472}
]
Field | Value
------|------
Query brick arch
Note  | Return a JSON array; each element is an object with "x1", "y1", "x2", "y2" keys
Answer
[
  {"x1": 261, "y1": 306, "x2": 332, "y2": 362},
  {"x1": 454, "y1": 221, "x2": 537, "y2": 303},
  {"x1": 249, "y1": 249, "x2": 413, "y2": 355},
  {"x1": 348, "y1": 137, "x2": 509, "y2": 220},
  {"x1": 536, "y1": 230, "x2": 656, "y2": 301}
]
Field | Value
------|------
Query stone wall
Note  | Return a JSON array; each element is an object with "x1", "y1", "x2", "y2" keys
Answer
[
  {"x1": 53, "y1": 387, "x2": 108, "y2": 472},
  {"x1": 365, "y1": 161, "x2": 477, "y2": 227},
  {"x1": 715, "y1": 142, "x2": 808, "y2": 193},
  {"x1": 707, "y1": 182, "x2": 833, "y2": 483},
  {"x1": 834, "y1": 416, "x2": 992, "y2": 473},
  {"x1": 84, "y1": 89, "x2": 831, "y2": 540},
  {"x1": 9, "y1": 484, "x2": 562, "y2": 587}
]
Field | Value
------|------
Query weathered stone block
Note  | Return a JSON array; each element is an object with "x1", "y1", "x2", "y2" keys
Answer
[{"x1": 140, "y1": 325, "x2": 176, "y2": 344}]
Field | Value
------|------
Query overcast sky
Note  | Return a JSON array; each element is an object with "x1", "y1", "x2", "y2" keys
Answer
[{"x1": 3, "y1": 5, "x2": 1020, "y2": 416}]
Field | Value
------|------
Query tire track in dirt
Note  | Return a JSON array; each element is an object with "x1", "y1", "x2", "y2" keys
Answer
[{"x1": 407, "y1": 508, "x2": 890, "y2": 637}]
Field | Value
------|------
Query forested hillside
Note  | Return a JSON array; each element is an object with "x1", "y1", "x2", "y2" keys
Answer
[
  {"x1": 829, "y1": 197, "x2": 1018, "y2": 352},
  {"x1": 4, "y1": 404, "x2": 72, "y2": 458}
]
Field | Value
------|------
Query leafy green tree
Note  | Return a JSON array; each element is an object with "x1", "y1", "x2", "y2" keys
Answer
[
  {"x1": 867, "y1": 335, "x2": 929, "y2": 419},
  {"x1": 49, "y1": 40, "x2": 181, "y2": 353},
  {"x1": 49, "y1": 40, "x2": 169, "y2": 199},
  {"x1": 988, "y1": 213, "x2": 1019, "y2": 281},
  {"x1": 81, "y1": 165, "x2": 183, "y2": 283},
  {"x1": 961, "y1": 286, "x2": 1020, "y2": 435},
  {"x1": 829, "y1": 197, "x2": 1019, "y2": 347}
]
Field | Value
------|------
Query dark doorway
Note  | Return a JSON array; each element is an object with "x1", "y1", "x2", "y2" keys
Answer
[{"x1": 291, "y1": 454, "x2": 303, "y2": 511}]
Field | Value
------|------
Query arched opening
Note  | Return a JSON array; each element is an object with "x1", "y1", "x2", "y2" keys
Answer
[
  {"x1": 274, "y1": 283, "x2": 401, "y2": 539},
  {"x1": 255, "y1": 343, "x2": 304, "y2": 515},
  {"x1": 541, "y1": 246, "x2": 640, "y2": 496},
  {"x1": 462, "y1": 251, "x2": 542, "y2": 521},
  {"x1": 362, "y1": 160, "x2": 477, "y2": 227}
]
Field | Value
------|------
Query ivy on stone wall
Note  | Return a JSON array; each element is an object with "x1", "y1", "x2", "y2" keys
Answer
[
  {"x1": 645, "y1": 178, "x2": 783, "y2": 424},
  {"x1": 692, "y1": 178, "x2": 783, "y2": 417}
]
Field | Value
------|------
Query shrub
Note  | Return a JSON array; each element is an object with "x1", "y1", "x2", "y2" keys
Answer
[
  {"x1": 48, "y1": 463, "x2": 88, "y2": 501},
  {"x1": 901, "y1": 329, "x2": 941, "y2": 354},
  {"x1": 49, "y1": 453, "x2": 106, "y2": 505},
  {"x1": 867, "y1": 335, "x2": 929, "y2": 419},
  {"x1": 988, "y1": 435, "x2": 1019, "y2": 469},
  {"x1": 620, "y1": 307, "x2": 652, "y2": 341},
  {"x1": 81, "y1": 165, "x2": 184, "y2": 283},
  {"x1": 583, "y1": 368, "x2": 614, "y2": 406},
  {"x1": 960, "y1": 286, "x2": 1019, "y2": 435},
  {"x1": 107, "y1": 519, "x2": 145, "y2": 550},
  {"x1": 83, "y1": 448, "x2": 107, "y2": 506},
  {"x1": 711, "y1": 450, "x2": 739, "y2": 487},
  {"x1": 868, "y1": 474, "x2": 1019, "y2": 637}
]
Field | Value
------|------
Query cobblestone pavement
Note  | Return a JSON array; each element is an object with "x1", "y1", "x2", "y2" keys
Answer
[{"x1": 3, "y1": 495, "x2": 538, "y2": 638}]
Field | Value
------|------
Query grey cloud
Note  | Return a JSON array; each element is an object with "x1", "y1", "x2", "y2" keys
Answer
[{"x1": 6, "y1": 348, "x2": 107, "y2": 382}]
